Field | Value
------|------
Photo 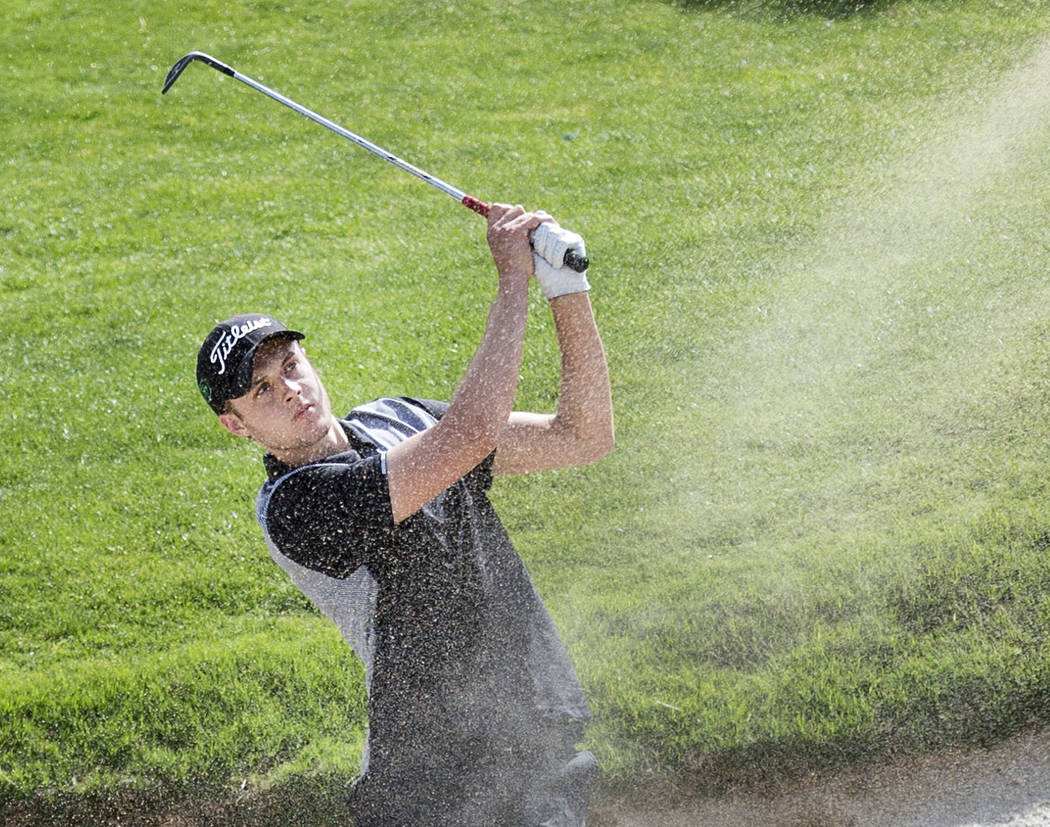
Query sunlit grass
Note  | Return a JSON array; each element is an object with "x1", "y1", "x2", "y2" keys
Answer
[{"x1": 3, "y1": 0, "x2": 1050, "y2": 816}]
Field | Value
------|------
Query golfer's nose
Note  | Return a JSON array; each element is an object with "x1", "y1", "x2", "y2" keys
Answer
[{"x1": 281, "y1": 377, "x2": 303, "y2": 400}]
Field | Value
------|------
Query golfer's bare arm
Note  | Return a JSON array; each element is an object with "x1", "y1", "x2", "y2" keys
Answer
[
  {"x1": 384, "y1": 204, "x2": 539, "y2": 525},
  {"x1": 491, "y1": 291, "x2": 613, "y2": 477}
]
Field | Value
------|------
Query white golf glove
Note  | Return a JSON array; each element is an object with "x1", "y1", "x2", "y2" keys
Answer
[{"x1": 531, "y1": 215, "x2": 590, "y2": 301}]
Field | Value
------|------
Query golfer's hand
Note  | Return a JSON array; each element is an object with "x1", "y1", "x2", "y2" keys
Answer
[
  {"x1": 486, "y1": 204, "x2": 546, "y2": 289},
  {"x1": 531, "y1": 215, "x2": 589, "y2": 300}
]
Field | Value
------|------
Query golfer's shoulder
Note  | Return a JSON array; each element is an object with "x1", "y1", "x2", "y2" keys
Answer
[
  {"x1": 262, "y1": 446, "x2": 383, "y2": 508},
  {"x1": 349, "y1": 396, "x2": 448, "y2": 424},
  {"x1": 261, "y1": 459, "x2": 391, "y2": 574}
]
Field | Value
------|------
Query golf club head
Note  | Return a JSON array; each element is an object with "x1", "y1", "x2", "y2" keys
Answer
[{"x1": 162, "y1": 51, "x2": 235, "y2": 94}]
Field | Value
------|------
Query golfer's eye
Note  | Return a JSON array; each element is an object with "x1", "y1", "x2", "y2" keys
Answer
[{"x1": 255, "y1": 381, "x2": 270, "y2": 398}]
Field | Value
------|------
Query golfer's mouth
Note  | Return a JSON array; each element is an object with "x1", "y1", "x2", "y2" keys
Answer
[{"x1": 293, "y1": 403, "x2": 314, "y2": 421}]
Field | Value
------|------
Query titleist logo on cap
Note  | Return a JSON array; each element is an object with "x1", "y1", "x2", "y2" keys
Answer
[{"x1": 210, "y1": 317, "x2": 274, "y2": 375}]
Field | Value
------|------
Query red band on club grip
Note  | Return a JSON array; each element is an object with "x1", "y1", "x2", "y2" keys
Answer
[{"x1": 461, "y1": 195, "x2": 490, "y2": 217}]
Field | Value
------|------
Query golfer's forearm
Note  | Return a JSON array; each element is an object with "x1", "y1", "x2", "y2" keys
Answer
[
  {"x1": 549, "y1": 292, "x2": 614, "y2": 448},
  {"x1": 444, "y1": 284, "x2": 529, "y2": 447}
]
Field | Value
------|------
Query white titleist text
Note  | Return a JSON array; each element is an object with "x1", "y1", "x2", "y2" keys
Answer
[{"x1": 210, "y1": 318, "x2": 274, "y2": 375}]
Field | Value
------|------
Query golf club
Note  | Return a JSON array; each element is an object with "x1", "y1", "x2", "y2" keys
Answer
[{"x1": 162, "y1": 51, "x2": 589, "y2": 273}]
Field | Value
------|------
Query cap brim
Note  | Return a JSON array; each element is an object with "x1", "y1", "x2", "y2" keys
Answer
[{"x1": 229, "y1": 329, "x2": 305, "y2": 401}]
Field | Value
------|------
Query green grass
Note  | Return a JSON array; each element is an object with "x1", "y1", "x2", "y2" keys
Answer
[{"x1": 4, "y1": 0, "x2": 1050, "y2": 818}]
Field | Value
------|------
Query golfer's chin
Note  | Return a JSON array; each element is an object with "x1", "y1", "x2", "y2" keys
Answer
[{"x1": 294, "y1": 413, "x2": 333, "y2": 444}]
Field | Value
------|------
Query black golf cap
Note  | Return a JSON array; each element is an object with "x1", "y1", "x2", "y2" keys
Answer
[{"x1": 197, "y1": 313, "x2": 304, "y2": 414}]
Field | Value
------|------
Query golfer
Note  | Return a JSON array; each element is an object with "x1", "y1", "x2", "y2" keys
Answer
[{"x1": 195, "y1": 204, "x2": 613, "y2": 825}]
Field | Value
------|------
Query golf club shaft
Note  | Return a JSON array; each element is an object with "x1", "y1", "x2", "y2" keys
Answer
[{"x1": 162, "y1": 52, "x2": 588, "y2": 271}]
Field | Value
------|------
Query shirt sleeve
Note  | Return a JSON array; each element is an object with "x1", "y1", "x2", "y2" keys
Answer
[{"x1": 263, "y1": 453, "x2": 394, "y2": 578}]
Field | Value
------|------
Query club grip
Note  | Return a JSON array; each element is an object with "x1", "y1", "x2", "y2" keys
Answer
[{"x1": 462, "y1": 195, "x2": 491, "y2": 216}]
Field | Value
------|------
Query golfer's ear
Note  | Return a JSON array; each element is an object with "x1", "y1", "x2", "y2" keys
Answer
[{"x1": 218, "y1": 411, "x2": 250, "y2": 438}]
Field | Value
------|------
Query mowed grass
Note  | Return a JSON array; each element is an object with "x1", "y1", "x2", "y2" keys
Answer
[{"x1": 3, "y1": 0, "x2": 1050, "y2": 816}]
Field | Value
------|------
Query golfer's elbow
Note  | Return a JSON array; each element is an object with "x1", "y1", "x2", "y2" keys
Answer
[
  {"x1": 592, "y1": 422, "x2": 616, "y2": 462},
  {"x1": 574, "y1": 418, "x2": 615, "y2": 466}
]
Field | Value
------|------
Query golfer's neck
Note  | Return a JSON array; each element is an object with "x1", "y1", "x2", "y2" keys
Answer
[{"x1": 271, "y1": 420, "x2": 350, "y2": 468}]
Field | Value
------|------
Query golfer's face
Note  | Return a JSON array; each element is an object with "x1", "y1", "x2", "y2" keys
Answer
[{"x1": 228, "y1": 338, "x2": 334, "y2": 452}]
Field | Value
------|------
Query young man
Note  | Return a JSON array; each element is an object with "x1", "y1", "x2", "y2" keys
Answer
[{"x1": 196, "y1": 204, "x2": 613, "y2": 825}]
